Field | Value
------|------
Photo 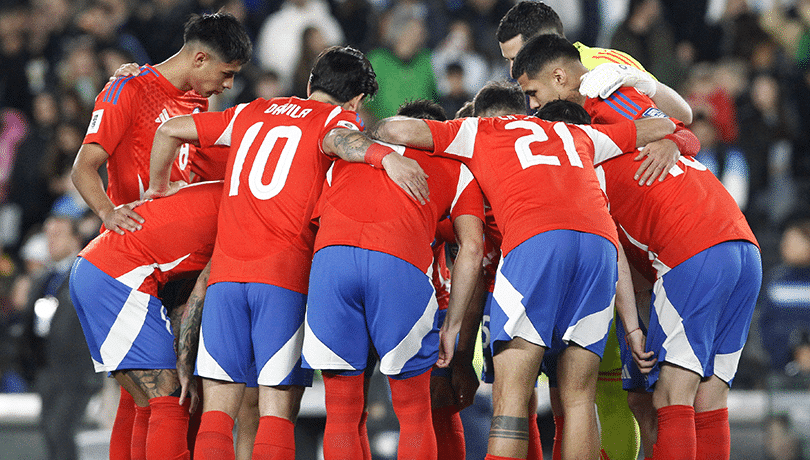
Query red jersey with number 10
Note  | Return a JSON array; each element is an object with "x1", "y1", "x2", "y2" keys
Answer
[
  {"x1": 192, "y1": 97, "x2": 364, "y2": 293},
  {"x1": 83, "y1": 64, "x2": 208, "y2": 205},
  {"x1": 424, "y1": 115, "x2": 638, "y2": 256}
]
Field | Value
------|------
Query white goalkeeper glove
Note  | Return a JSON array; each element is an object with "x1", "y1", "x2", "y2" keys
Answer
[{"x1": 579, "y1": 62, "x2": 657, "y2": 99}]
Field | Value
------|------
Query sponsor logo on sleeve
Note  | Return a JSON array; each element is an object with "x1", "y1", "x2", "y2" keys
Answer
[
  {"x1": 86, "y1": 109, "x2": 104, "y2": 134},
  {"x1": 336, "y1": 120, "x2": 360, "y2": 131},
  {"x1": 641, "y1": 107, "x2": 667, "y2": 119}
]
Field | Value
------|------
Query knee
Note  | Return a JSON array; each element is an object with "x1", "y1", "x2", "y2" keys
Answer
[{"x1": 627, "y1": 391, "x2": 654, "y2": 421}]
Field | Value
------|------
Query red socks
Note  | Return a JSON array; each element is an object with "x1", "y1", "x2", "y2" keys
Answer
[
  {"x1": 552, "y1": 415, "x2": 564, "y2": 460},
  {"x1": 194, "y1": 410, "x2": 235, "y2": 460},
  {"x1": 322, "y1": 372, "x2": 365, "y2": 460},
  {"x1": 360, "y1": 411, "x2": 371, "y2": 460},
  {"x1": 652, "y1": 405, "x2": 696, "y2": 460},
  {"x1": 110, "y1": 389, "x2": 137, "y2": 460},
  {"x1": 253, "y1": 415, "x2": 295, "y2": 459},
  {"x1": 485, "y1": 455, "x2": 522, "y2": 460},
  {"x1": 695, "y1": 408, "x2": 729, "y2": 460},
  {"x1": 432, "y1": 405, "x2": 465, "y2": 460},
  {"x1": 526, "y1": 412, "x2": 542, "y2": 460},
  {"x1": 147, "y1": 396, "x2": 190, "y2": 459},
  {"x1": 388, "y1": 369, "x2": 437, "y2": 460},
  {"x1": 132, "y1": 405, "x2": 151, "y2": 460}
]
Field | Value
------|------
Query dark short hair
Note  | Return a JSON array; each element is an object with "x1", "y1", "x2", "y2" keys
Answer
[
  {"x1": 511, "y1": 34, "x2": 579, "y2": 80},
  {"x1": 309, "y1": 46, "x2": 379, "y2": 103},
  {"x1": 184, "y1": 12, "x2": 252, "y2": 65},
  {"x1": 535, "y1": 99, "x2": 592, "y2": 125},
  {"x1": 455, "y1": 100, "x2": 474, "y2": 119},
  {"x1": 397, "y1": 99, "x2": 447, "y2": 121},
  {"x1": 473, "y1": 80, "x2": 527, "y2": 117},
  {"x1": 496, "y1": 1, "x2": 564, "y2": 44}
]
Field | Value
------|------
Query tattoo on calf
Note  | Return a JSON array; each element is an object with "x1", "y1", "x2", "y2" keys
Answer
[{"x1": 489, "y1": 415, "x2": 530, "y2": 441}]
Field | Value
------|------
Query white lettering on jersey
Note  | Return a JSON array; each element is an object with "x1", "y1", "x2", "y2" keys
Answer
[
  {"x1": 87, "y1": 109, "x2": 104, "y2": 134},
  {"x1": 264, "y1": 103, "x2": 312, "y2": 119}
]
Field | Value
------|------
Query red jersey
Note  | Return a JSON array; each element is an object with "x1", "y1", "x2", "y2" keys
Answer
[
  {"x1": 482, "y1": 202, "x2": 502, "y2": 293},
  {"x1": 424, "y1": 115, "x2": 638, "y2": 256},
  {"x1": 83, "y1": 64, "x2": 210, "y2": 205},
  {"x1": 586, "y1": 88, "x2": 758, "y2": 273},
  {"x1": 193, "y1": 97, "x2": 364, "y2": 292},
  {"x1": 315, "y1": 145, "x2": 485, "y2": 273},
  {"x1": 79, "y1": 181, "x2": 221, "y2": 297}
]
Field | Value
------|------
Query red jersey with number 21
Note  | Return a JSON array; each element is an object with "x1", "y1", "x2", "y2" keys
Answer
[
  {"x1": 192, "y1": 97, "x2": 363, "y2": 293},
  {"x1": 424, "y1": 115, "x2": 638, "y2": 256}
]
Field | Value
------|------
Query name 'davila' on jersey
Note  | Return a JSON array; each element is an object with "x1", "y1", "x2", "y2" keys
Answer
[{"x1": 264, "y1": 103, "x2": 312, "y2": 119}]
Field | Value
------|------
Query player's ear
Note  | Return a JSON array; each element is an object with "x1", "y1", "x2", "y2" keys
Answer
[
  {"x1": 552, "y1": 66, "x2": 567, "y2": 87},
  {"x1": 343, "y1": 93, "x2": 365, "y2": 112},
  {"x1": 192, "y1": 50, "x2": 208, "y2": 69}
]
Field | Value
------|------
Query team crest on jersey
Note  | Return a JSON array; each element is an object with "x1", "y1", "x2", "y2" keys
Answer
[
  {"x1": 641, "y1": 107, "x2": 667, "y2": 119},
  {"x1": 87, "y1": 109, "x2": 104, "y2": 134},
  {"x1": 336, "y1": 120, "x2": 360, "y2": 131}
]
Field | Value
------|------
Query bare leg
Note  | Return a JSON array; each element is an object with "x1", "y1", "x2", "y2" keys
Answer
[
  {"x1": 627, "y1": 390, "x2": 657, "y2": 457},
  {"x1": 557, "y1": 344, "x2": 600, "y2": 460},
  {"x1": 488, "y1": 337, "x2": 545, "y2": 458},
  {"x1": 235, "y1": 386, "x2": 260, "y2": 460}
]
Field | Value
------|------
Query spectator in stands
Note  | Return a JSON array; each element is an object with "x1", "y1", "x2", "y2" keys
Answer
[
  {"x1": 759, "y1": 210, "x2": 810, "y2": 372},
  {"x1": 693, "y1": 111, "x2": 750, "y2": 211}
]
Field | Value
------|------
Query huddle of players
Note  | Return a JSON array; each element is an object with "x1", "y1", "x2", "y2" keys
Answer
[{"x1": 68, "y1": 3, "x2": 761, "y2": 460}]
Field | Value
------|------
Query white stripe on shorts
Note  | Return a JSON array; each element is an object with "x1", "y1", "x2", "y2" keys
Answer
[
  {"x1": 258, "y1": 323, "x2": 305, "y2": 386},
  {"x1": 99, "y1": 288, "x2": 150, "y2": 370},
  {"x1": 379, "y1": 294, "x2": 440, "y2": 375},
  {"x1": 562, "y1": 295, "x2": 614, "y2": 349},
  {"x1": 492, "y1": 262, "x2": 544, "y2": 347},
  {"x1": 653, "y1": 278, "x2": 703, "y2": 375},
  {"x1": 713, "y1": 348, "x2": 743, "y2": 384},
  {"x1": 302, "y1": 309, "x2": 353, "y2": 371},
  {"x1": 195, "y1": 327, "x2": 232, "y2": 382}
]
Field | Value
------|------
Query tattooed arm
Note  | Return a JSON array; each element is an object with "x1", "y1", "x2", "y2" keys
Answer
[
  {"x1": 368, "y1": 116, "x2": 435, "y2": 149},
  {"x1": 175, "y1": 260, "x2": 211, "y2": 414},
  {"x1": 322, "y1": 127, "x2": 430, "y2": 204}
]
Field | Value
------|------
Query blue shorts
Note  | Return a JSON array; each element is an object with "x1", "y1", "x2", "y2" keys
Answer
[
  {"x1": 69, "y1": 257, "x2": 176, "y2": 373},
  {"x1": 302, "y1": 246, "x2": 439, "y2": 377},
  {"x1": 646, "y1": 241, "x2": 761, "y2": 388},
  {"x1": 489, "y1": 230, "x2": 617, "y2": 359},
  {"x1": 480, "y1": 293, "x2": 495, "y2": 383},
  {"x1": 195, "y1": 282, "x2": 312, "y2": 387}
]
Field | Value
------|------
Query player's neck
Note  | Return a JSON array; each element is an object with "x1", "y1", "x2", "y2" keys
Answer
[
  {"x1": 308, "y1": 91, "x2": 343, "y2": 108},
  {"x1": 153, "y1": 53, "x2": 192, "y2": 93}
]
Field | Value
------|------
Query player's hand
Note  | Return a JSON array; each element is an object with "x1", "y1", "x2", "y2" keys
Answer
[
  {"x1": 451, "y1": 358, "x2": 479, "y2": 410},
  {"x1": 143, "y1": 180, "x2": 187, "y2": 200},
  {"x1": 436, "y1": 323, "x2": 459, "y2": 368},
  {"x1": 579, "y1": 63, "x2": 657, "y2": 99},
  {"x1": 100, "y1": 202, "x2": 145, "y2": 234},
  {"x1": 625, "y1": 328, "x2": 656, "y2": 374},
  {"x1": 110, "y1": 62, "x2": 141, "y2": 81},
  {"x1": 176, "y1": 358, "x2": 200, "y2": 414},
  {"x1": 381, "y1": 153, "x2": 430, "y2": 205},
  {"x1": 633, "y1": 138, "x2": 678, "y2": 185}
]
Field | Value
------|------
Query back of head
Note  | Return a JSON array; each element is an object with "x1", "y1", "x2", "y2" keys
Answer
[
  {"x1": 496, "y1": 1, "x2": 564, "y2": 44},
  {"x1": 309, "y1": 46, "x2": 379, "y2": 104},
  {"x1": 473, "y1": 80, "x2": 527, "y2": 117},
  {"x1": 535, "y1": 99, "x2": 592, "y2": 125},
  {"x1": 455, "y1": 100, "x2": 474, "y2": 119},
  {"x1": 396, "y1": 99, "x2": 447, "y2": 121},
  {"x1": 511, "y1": 33, "x2": 579, "y2": 81},
  {"x1": 184, "y1": 12, "x2": 252, "y2": 65}
]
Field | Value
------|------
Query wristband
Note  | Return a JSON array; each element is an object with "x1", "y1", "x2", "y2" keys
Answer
[
  {"x1": 624, "y1": 327, "x2": 641, "y2": 347},
  {"x1": 364, "y1": 142, "x2": 394, "y2": 169}
]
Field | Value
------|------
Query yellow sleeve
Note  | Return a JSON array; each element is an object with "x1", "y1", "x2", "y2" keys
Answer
[{"x1": 573, "y1": 41, "x2": 658, "y2": 81}]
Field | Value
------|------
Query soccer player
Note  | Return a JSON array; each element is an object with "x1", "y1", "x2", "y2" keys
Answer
[
  {"x1": 69, "y1": 180, "x2": 223, "y2": 460},
  {"x1": 371, "y1": 80, "x2": 676, "y2": 460},
  {"x1": 302, "y1": 98, "x2": 485, "y2": 460},
  {"x1": 496, "y1": 0, "x2": 692, "y2": 126},
  {"x1": 70, "y1": 12, "x2": 251, "y2": 460},
  {"x1": 145, "y1": 45, "x2": 428, "y2": 460},
  {"x1": 71, "y1": 12, "x2": 251, "y2": 235},
  {"x1": 515, "y1": 34, "x2": 762, "y2": 460}
]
